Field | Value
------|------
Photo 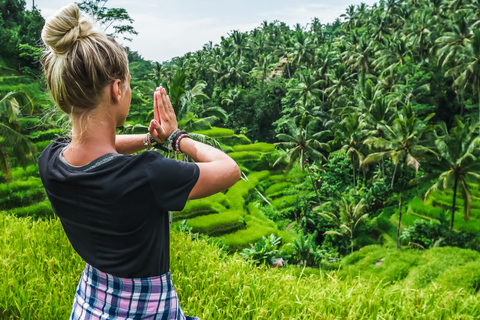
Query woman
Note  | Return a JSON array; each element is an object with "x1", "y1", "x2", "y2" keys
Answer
[{"x1": 38, "y1": 3, "x2": 240, "y2": 319}]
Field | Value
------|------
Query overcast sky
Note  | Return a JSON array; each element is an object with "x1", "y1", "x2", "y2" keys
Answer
[{"x1": 27, "y1": 0, "x2": 378, "y2": 63}]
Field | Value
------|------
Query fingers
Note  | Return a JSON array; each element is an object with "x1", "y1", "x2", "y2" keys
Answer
[
  {"x1": 153, "y1": 87, "x2": 163, "y2": 123},
  {"x1": 149, "y1": 119, "x2": 166, "y2": 143}
]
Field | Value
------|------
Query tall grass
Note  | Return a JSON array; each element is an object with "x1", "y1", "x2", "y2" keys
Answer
[{"x1": 2, "y1": 215, "x2": 480, "y2": 319}]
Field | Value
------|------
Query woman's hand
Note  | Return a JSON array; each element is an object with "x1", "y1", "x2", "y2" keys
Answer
[{"x1": 148, "y1": 87, "x2": 179, "y2": 143}]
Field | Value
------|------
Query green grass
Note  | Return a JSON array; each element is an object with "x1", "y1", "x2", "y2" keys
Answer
[
  {"x1": 227, "y1": 151, "x2": 261, "y2": 161},
  {"x1": 264, "y1": 182, "x2": 291, "y2": 196},
  {"x1": 192, "y1": 127, "x2": 234, "y2": 137},
  {"x1": 187, "y1": 211, "x2": 243, "y2": 235},
  {"x1": 220, "y1": 218, "x2": 278, "y2": 250},
  {"x1": 2, "y1": 215, "x2": 480, "y2": 319},
  {"x1": 232, "y1": 143, "x2": 275, "y2": 153},
  {"x1": 271, "y1": 195, "x2": 297, "y2": 209}
]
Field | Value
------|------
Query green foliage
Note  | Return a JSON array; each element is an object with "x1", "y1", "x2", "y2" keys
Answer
[
  {"x1": 187, "y1": 212, "x2": 244, "y2": 236},
  {"x1": 400, "y1": 212, "x2": 478, "y2": 249},
  {"x1": 28, "y1": 128, "x2": 67, "y2": 142},
  {"x1": 240, "y1": 233, "x2": 281, "y2": 265},
  {"x1": 233, "y1": 142, "x2": 275, "y2": 152},
  {"x1": 404, "y1": 247, "x2": 480, "y2": 289},
  {"x1": 320, "y1": 151, "x2": 353, "y2": 199},
  {"x1": 2, "y1": 216, "x2": 480, "y2": 319},
  {"x1": 9, "y1": 199, "x2": 54, "y2": 219},
  {"x1": 192, "y1": 127, "x2": 234, "y2": 137}
]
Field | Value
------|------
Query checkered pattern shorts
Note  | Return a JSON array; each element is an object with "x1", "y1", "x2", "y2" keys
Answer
[{"x1": 70, "y1": 264, "x2": 200, "y2": 320}]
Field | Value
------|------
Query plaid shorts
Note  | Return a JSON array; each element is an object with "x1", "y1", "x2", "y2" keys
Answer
[{"x1": 70, "y1": 263, "x2": 200, "y2": 320}]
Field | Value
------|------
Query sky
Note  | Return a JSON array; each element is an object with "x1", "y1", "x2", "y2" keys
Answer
[{"x1": 26, "y1": 0, "x2": 379, "y2": 63}]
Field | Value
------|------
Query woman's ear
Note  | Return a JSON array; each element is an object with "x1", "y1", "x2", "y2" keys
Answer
[{"x1": 111, "y1": 79, "x2": 123, "y2": 103}]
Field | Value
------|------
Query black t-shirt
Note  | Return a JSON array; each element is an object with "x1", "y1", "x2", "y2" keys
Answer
[{"x1": 38, "y1": 137, "x2": 199, "y2": 278}]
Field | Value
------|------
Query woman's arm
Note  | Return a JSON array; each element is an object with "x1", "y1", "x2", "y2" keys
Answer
[
  {"x1": 149, "y1": 87, "x2": 240, "y2": 200},
  {"x1": 115, "y1": 134, "x2": 148, "y2": 154}
]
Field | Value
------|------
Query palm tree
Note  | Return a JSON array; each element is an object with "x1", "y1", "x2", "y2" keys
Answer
[
  {"x1": 445, "y1": 29, "x2": 480, "y2": 123},
  {"x1": 0, "y1": 92, "x2": 36, "y2": 181},
  {"x1": 274, "y1": 117, "x2": 330, "y2": 172},
  {"x1": 320, "y1": 197, "x2": 369, "y2": 253},
  {"x1": 333, "y1": 112, "x2": 367, "y2": 192},
  {"x1": 419, "y1": 119, "x2": 480, "y2": 229},
  {"x1": 363, "y1": 105, "x2": 436, "y2": 249}
]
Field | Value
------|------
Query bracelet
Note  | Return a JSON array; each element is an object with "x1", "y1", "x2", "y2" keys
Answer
[
  {"x1": 174, "y1": 133, "x2": 190, "y2": 152},
  {"x1": 146, "y1": 133, "x2": 169, "y2": 152},
  {"x1": 143, "y1": 134, "x2": 150, "y2": 149},
  {"x1": 171, "y1": 131, "x2": 190, "y2": 153}
]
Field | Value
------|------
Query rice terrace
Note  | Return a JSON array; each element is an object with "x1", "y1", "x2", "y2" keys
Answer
[{"x1": 1, "y1": 0, "x2": 480, "y2": 318}]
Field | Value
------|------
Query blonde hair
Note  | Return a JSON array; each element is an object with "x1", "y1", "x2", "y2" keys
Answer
[{"x1": 41, "y1": 3, "x2": 128, "y2": 115}]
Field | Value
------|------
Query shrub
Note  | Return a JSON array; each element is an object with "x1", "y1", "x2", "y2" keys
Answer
[
  {"x1": 9, "y1": 165, "x2": 39, "y2": 180},
  {"x1": 400, "y1": 212, "x2": 478, "y2": 249},
  {"x1": 240, "y1": 233, "x2": 281, "y2": 265}
]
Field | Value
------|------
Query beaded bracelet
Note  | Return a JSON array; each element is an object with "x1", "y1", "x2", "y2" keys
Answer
[{"x1": 174, "y1": 133, "x2": 190, "y2": 152}]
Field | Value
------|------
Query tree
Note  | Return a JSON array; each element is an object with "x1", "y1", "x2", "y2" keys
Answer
[
  {"x1": 320, "y1": 197, "x2": 369, "y2": 253},
  {"x1": 274, "y1": 116, "x2": 331, "y2": 172},
  {"x1": 76, "y1": 0, "x2": 138, "y2": 41},
  {"x1": 0, "y1": 92, "x2": 36, "y2": 181},
  {"x1": 445, "y1": 29, "x2": 480, "y2": 123},
  {"x1": 333, "y1": 112, "x2": 367, "y2": 192},
  {"x1": 419, "y1": 119, "x2": 480, "y2": 229},
  {"x1": 363, "y1": 105, "x2": 435, "y2": 249}
]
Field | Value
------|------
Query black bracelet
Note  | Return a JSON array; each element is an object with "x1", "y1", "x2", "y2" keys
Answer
[
  {"x1": 170, "y1": 130, "x2": 190, "y2": 153},
  {"x1": 148, "y1": 134, "x2": 169, "y2": 152}
]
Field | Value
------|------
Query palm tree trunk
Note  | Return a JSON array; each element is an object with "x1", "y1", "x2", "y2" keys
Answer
[
  {"x1": 306, "y1": 164, "x2": 323, "y2": 211},
  {"x1": 351, "y1": 154, "x2": 356, "y2": 192},
  {"x1": 397, "y1": 158, "x2": 407, "y2": 250},
  {"x1": 391, "y1": 164, "x2": 397, "y2": 189},
  {"x1": 451, "y1": 177, "x2": 458, "y2": 230}
]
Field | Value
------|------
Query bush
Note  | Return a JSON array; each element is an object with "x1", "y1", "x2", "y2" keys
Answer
[
  {"x1": 9, "y1": 165, "x2": 39, "y2": 180},
  {"x1": 400, "y1": 212, "x2": 478, "y2": 249},
  {"x1": 240, "y1": 233, "x2": 281, "y2": 265}
]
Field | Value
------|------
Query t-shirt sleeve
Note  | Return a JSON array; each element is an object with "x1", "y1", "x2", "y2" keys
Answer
[{"x1": 145, "y1": 152, "x2": 200, "y2": 211}]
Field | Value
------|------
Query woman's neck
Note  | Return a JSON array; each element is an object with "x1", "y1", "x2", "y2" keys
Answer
[{"x1": 63, "y1": 106, "x2": 118, "y2": 166}]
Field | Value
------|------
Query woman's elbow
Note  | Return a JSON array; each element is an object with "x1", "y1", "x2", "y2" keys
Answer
[{"x1": 229, "y1": 159, "x2": 241, "y2": 185}]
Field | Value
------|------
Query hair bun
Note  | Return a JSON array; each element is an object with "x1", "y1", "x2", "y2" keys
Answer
[{"x1": 41, "y1": 3, "x2": 81, "y2": 54}]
